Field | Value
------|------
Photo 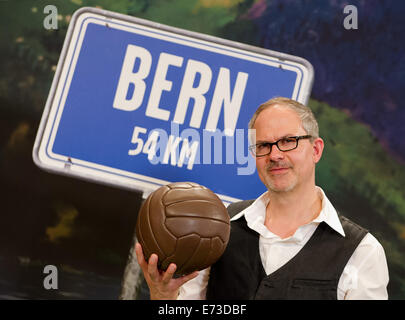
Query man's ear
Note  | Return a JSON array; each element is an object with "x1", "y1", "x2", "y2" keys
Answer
[{"x1": 312, "y1": 137, "x2": 324, "y2": 164}]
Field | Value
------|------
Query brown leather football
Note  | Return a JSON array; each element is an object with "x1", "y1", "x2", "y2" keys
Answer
[{"x1": 136, "y1": 182, "x2": 230, "y2": 276}]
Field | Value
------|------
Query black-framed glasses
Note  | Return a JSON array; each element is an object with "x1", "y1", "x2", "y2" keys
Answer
[{"x1": 249, "y1": 135, "x2": 312, "y2": 157}]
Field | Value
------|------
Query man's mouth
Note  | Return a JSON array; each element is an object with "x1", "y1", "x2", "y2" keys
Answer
[
  {"x1": 266, "y1": 164, "x2": 291, "y2": 174},
  {"x1": 269, "y1": 167, "x2": 289, "y2": 173}
]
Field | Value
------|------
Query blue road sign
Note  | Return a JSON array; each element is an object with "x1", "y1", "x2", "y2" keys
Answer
[{"x1": 33, "y1": 7, "x2": 314, "y2": 204}]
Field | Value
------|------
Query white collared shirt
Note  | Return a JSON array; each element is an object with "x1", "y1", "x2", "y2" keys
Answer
[{"x1": 178, "y1": 187, "x2": 389, "y2": 300}]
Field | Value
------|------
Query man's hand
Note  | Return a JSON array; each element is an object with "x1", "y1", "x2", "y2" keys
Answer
[{"x1": 135, "y1": 242, "x2": 199, "y2": 300}]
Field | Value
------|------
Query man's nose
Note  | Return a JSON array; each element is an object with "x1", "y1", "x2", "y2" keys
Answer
[{"x1": 267, "y1": 145, "x2": 284, "y2": 161}]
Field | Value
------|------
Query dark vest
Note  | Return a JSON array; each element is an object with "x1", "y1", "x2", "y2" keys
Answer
[{"x1": 206, "y1": 200, "x2": 368, "y2": 300}]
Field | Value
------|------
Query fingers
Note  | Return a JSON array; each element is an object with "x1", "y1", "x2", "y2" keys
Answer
[
  {"x1": 135, "y1": 243, "x2": 159, "y2": 281},
  {"x1": 177, "y1": 270, "x2": 199, "y2": 287},
  {"x1": 162, "y1": 263, "x2": 177, "y2": 284},
  {"x1": 147, "y1": 253, "x2": 160, "y2": 282},
  {"x1": 136, "y1": 243, "x2": 162, "y2": 284},
  {"x1": 135, "y1": 243, "x2": 197, "y2": 289},
  {"x1": 135, "y1": 242, "x2": 147, "y2": 270}
]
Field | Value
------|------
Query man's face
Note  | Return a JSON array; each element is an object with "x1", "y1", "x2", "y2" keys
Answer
[{"x1": 252, "y1": 105, "x2": 323, "y2": 193}]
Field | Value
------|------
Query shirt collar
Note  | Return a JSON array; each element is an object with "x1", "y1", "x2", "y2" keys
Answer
[
  {"x1": 313, "y1": 187, "x2": 345, "y2": 237},
  {"x1": 230, "y1": 186, "x2": 345, "y2": 238}
]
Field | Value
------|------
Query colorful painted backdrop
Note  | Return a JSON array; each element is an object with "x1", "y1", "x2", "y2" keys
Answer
[{"x1": 0, "y1": 0, "x2": 404, "y2": 299}]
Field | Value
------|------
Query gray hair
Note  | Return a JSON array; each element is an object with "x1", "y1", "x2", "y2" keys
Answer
[{"x1": 248, "y1": 97, "x2": 319, "y2": 141}]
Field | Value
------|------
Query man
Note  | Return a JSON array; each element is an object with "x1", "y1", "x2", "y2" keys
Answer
[{"x1": 135, "y1": 97, "x2": 389, "y2": 300}]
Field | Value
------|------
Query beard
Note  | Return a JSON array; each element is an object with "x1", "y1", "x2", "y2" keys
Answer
[{"x1": 261, "y1": 161, "x2": 297, "y2": 193}]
